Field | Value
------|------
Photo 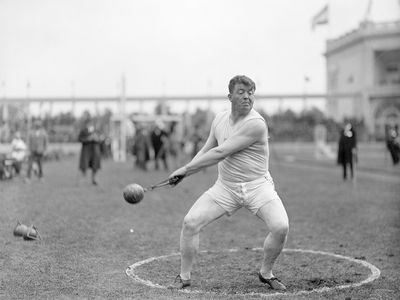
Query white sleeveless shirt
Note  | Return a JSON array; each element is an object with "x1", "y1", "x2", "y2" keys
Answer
[{"x1": 212, "y1": 109, "x2": 270, "y2": 183}]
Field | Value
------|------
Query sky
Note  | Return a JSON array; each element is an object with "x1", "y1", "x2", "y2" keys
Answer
[{"x1": 0, "y1": 0, "x2": 399, "y2": 102}]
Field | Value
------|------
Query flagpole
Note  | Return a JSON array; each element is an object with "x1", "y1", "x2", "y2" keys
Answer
[
  {"x1": 325, "y1": 0, "x2": 333, "y2": 42},
  {"x1": 364, "y1": 0, "x2": 373, "y2": 23},
  {"x1": 26, "y1": 81, "x2": 32, "y2": 141},
  {"x1": 327, "y1": 0, "x2": 332, "y2": 39}
]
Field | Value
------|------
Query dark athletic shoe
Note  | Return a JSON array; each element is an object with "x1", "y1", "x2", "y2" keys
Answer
[
  {"x1": 168, "y1": 275, "x2": 191, "y2": 289},
  {"x1": 258, "y1": 272, "x2": 286, "y2": 290}
]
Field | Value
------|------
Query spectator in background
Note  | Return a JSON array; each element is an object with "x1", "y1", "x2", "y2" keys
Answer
[
  {"x1": 190, "y1": 124, "x2": 204, "y2": 159},
  {"x1": 26, "y1": 120, "x2": 49, "y2": 183},
  {"x1": 169, "y1": 122, "x2": 182, "y2": 169},
  {"x1": 151, "y1": 120, "x2": 169, "y2": 171},
  {"x1": 78, "y1": 119, "x2": 103, "y2": 185},
  {"x1": 337, "y1": 122, "x2": 357, "y2": 181},
  {"x1": 385, "y1": 124, "x2": 399, "y2": 165},
  {"x1": 133, "y1": 125, "x2": 151, "y2": 171},
  {"x1": 10, "y1": 131, "x2": 27, "y2": 176},
  {"x1": 101, "y1": 136, "x2": 112, "y2": 159}
]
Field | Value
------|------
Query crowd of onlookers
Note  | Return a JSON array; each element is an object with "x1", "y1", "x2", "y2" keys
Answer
[
  {"x1": 131, "y1": 120, "x2": 206, "y2": 172},
  {"x1": 1, "y1": 117, "x2": 398, "y2": 182},
  {"x1": 0, "y1": 120, "x2": 49, "y2": 181},
  {"x1": 0, "y1": 117, "x2": 208, "y2": 182}
]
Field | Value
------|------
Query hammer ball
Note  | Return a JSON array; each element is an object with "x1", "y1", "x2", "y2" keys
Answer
[{"x1": 123, "y1": 183, "x2": 145, "y2": 204}]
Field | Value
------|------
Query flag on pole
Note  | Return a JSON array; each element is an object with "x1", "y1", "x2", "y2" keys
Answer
[{"x1": 311, "y1": 4, "x2": 329, "y2": 30}]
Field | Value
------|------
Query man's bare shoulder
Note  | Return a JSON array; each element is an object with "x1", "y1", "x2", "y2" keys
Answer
[
  {"x1": 212, "y1": 110, "x2": 229, "y2": 128},
  {"x1": 239, "y1": 118, "x2": 266, "y2": 137}
]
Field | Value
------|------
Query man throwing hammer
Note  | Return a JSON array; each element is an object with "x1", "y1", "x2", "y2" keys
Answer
[{"x1": 168, "y1": 75, "x2": 289, "y2": 290}]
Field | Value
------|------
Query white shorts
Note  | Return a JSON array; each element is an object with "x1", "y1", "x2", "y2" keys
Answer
[{"x1": 204, "y1": 174, "x2": 281, "y2": 216}]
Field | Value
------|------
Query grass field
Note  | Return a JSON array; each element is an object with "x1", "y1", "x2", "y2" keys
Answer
[{"x1": 0, "y1": 146, "x2": 399, "y2": 300}]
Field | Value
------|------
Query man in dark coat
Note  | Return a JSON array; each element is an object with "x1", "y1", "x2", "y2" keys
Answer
[
  {"x1": 337, "y1": 122, "x2": 357, "y2": 180},
  {"x1": 26, "y1": 120, "x2": 48, "y2": 183},
  {"x1": 78, "y1": 120, "x2": 103, "y2": 185},
  {"x1": 150, "y1": 120, "x2": 169, "y2": 171},
  {"x1": 385, "y1": 125, "x2": 399, "y2": 165},
  {"x1": 133, "y1": 125, "x2": 151, "y2": 171}
]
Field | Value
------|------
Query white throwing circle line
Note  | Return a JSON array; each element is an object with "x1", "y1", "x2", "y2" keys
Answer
[{"x1": 126, "y1": 248, "x2": 381, "y2": 298}]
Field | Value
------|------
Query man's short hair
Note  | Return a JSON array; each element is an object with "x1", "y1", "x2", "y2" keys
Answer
[{"x1": 228, "y1": 75, "x2": 256, "y2": 94}]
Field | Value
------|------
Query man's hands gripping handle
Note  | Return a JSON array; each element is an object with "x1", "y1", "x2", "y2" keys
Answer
[{"x1": 168, "y1": 165, "x2": 188, "y2": 186}]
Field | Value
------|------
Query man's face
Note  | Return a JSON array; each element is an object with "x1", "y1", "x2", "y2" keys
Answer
[{"x1": 229, "y1": 83, "x2": 255, "y2": 113}]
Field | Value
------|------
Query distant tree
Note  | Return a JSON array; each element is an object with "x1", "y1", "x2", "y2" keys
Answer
[
  {"x1": 96, "y1": 108, "x2": 113, "y2": 134},
  {"x1": 256, "y1": 107, "x2": 346, "y2": 142},
  {"x1": 299, "y1": 107, "x2": 325, "y2": 127},
  {"x1": 191, "y1": 108, "x2": 212, "y2": 129},
  {"x1": 57, "y1": 112, "x2": 76, "y2": 125}
]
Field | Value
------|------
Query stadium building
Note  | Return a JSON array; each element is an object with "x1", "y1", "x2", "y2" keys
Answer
[{"x1": 325, "y1": 20, "x2": 400, "y2": 140}]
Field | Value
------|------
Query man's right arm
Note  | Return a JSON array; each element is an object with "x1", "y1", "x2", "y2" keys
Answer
[
  {"x1": 168, "y1": 122, "x2": 217, "y2": 180},
  {"x1": 191, "y1": 126, "x2": 217, "y2": 161}
]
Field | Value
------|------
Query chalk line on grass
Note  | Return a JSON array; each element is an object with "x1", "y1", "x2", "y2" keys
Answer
[{"x1": 125, "y1": 248, "x2": 381, "y2": 298}]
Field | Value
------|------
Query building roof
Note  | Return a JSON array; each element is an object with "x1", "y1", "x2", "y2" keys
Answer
[{"x1": 325, "y1": 21, "x2": 400, "y2": 56}]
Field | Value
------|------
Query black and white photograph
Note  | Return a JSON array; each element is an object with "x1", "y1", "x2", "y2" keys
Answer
[{"x1": 0, "y1": 0, "x2": 399, "y2": 299}]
